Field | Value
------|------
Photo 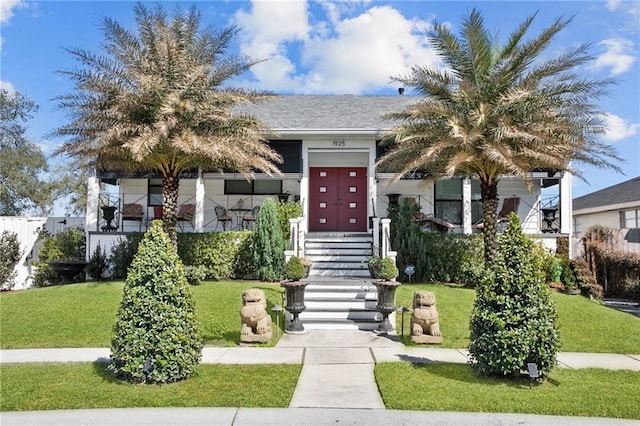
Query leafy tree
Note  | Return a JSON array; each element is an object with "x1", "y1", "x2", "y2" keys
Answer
[
  {"x1": 109, "y1": 222, "x2": 201, "y2": 383},
  {"x1": 252, "y1": 198, "x2": 286, "y2": 281},
  {"x1": 469, "y1": 214, "x2": 559, "y2": 377},
  {"x1": 0, "y1": 231, "x2": 21, "y2": 291},
  {"x1": 378, "y1": 9, "x2": 621, "y2": 265},
  {"x1": 53, "y1": 4, "x2": 282, "y2": 246},
  {"x1": 0, "y1": 89, "x2": 53, "y2": 215}
]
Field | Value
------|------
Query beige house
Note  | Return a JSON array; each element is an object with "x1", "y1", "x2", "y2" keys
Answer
[{"x1": 572, "y1": 176, "x2": 640, "y2": 255}]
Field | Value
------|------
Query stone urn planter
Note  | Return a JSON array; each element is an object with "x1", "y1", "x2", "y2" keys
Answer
[
  {"x1": 281, "y1": 280, "x2": 308, "y2": 333},
  {"x1": 374, "y1": 280, "x2": 402, "y2": 332},
  {"x1": 48, "y1": 260, "x2": 87, "y2": 284}
]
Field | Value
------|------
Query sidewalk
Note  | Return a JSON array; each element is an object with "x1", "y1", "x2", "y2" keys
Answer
[{"x1": 1, "y1": 330, "x2": 639, "y2": 425}]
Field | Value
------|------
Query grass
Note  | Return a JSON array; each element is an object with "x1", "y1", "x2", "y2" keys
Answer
[
  {"x1": 0, "y1": 281, "x2": 284, "y2": 349},
  {"x1": 395, "y1": 283, "x2": 640, "y2": 353},
  {"x1": 2, "y1": 281, "x2": 639, "y2": 353},
  {"x1": 0, "y1": 362, "x2": 301, "y2": 411},
  {"x1": 375, "y1": 363, "x2": 640, "y2": 419}
]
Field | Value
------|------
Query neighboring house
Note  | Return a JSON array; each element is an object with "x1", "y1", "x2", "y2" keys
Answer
[
  {"x1": 572, "y1": 176, "x2": 640, "y2": 255},
  {"x1": 85, "y1": 95, "x2": 572, "y2": 259}
]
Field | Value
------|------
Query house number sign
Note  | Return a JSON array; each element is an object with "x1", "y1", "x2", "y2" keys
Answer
[{"x1": 332, "y1": 140, "x2": 346, "y2": 147}]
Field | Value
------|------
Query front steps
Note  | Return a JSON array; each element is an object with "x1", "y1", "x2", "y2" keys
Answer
[{"x1": 300, "y1": 232, "x2": 387, "y2": 331}]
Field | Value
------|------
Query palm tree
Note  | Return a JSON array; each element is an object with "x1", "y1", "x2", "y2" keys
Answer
[
  {"x1": 377, "y1": 9, "x2": 621, "y2": 265},
  {"x1": 53, "y1": 4, "x2": 282, "y2": 246}
]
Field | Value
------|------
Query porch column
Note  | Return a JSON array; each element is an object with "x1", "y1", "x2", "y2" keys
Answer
[
  {"x1": 194, "y1": 169, "x2": 204, "y2": 232},
  {"x1": 85, "y1": 170, "x2": 100, "y2": 260},
  {"x1": 462, "y1": 177, "x2": 472, "y2": 234},
  {"x1": 559, "y1": 171, "x2": 572, "y2": 256}
]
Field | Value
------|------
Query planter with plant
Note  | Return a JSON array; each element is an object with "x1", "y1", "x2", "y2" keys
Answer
[
  {"x1": 373, "y1": 257, "x2": 401, "y2": 332},
  {"x1": 34, "y1": 227, "x2": 87, "y2": 286},
  {"x1": 281, "y1": 256, "x2": 309, "y2": 333},
  {"x1": 368, "y1": 255, "x2": 382, "y2": 279}
]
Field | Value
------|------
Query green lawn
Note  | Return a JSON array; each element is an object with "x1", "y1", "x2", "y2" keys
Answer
[
  {"x1": 376, "y1": 363, "x2": 640, "y2": 419},
  {"x1": 2, "y1": 281, "x2": 639, "y2": 353},
  {"x1": 396, "y1": 283, "x2": 640, "y2": 353},
  {"x1": 0, "y1": 281, "x2": 284, "y2": 349},
  {"x1": 0, "y1": 362, "x2": 300, "y2": 411}
]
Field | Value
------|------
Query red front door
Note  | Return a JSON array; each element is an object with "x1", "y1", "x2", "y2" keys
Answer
[{"x1": 309, "y1": 167, "x2": 367, "y2": 232}]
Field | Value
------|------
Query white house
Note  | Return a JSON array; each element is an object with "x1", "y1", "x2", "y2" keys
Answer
[
  {"x1": 85, "y1": 95, "x2": 572, "y2": 259},
  {"x1": 572, "y1": 176, "x2": 640, "y2": 256}
]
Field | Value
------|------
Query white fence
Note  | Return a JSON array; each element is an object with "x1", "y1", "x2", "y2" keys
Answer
[{"x1": 0, "y1": 216, "x2": 85, "y2": 290}]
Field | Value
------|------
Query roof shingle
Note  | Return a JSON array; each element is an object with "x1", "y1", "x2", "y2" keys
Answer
[{"x1": 573, "y1": 176, "x2": 640, "y2": 210}]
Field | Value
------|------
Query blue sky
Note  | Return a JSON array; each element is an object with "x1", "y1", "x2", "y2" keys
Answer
[{"x1": 1, "y1": 0, "x2": 638, "y2": 203}]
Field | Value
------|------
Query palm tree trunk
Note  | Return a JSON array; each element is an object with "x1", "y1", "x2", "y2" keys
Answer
[
  {"x1": 162, "y1": 175, "x2": 180, "y2": 249},
  {"x1": 480, "y1": 180, "x2": 499, "y2": 265}
]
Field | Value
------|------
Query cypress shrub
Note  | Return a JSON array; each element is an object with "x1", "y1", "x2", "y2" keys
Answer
[
  {"x1": 252, "y1": 198, "x2": 286, "y2": 281},
  {"x1": 469, "y1": 214, "x2": 559, "y2": 377},
  {"x1": 109, "y1": 222, "x2": 201, "y2": 384},
  {"x1": 391, "y1": 199, "x2": 428, "y2": 281}
]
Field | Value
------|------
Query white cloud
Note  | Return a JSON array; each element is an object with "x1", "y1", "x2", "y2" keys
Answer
[
  {"x1": 603, "y1": 113, "x2": 639, "y2": 142},
  {"x1": 0, "y1": 0, "x2": 23, "y2": 24},
  {"x1": 606, "y1": 0, "x2": 622, "y2": 11},
  {"x1": 233, "y1": 1, "x2": 439, "y2": 94},
  {"x1": 594, "y1": 38, "x2": 636, "y2": 75},
  {"x1": 0, "y1": 80, "x2": 16, "y2": 93}
]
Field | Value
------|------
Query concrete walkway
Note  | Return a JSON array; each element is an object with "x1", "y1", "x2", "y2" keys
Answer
[{"x1": 1, "y1": 330, "x2": 639, "y2": 425}]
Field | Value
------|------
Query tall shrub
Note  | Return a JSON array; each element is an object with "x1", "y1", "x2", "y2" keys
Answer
[
  {"x1": 391, "y1": 199, "x2": 427, "y2": 281},
  {"x1": 109, "y1": 222, "x2": 201, "y2": 384},
  {"x1": 469, "y1": 214, "x2": 559, "y2": 377},
  {"x1": 0, "y1": 231, "x2": 21, "y2": 291},
  {"x1": 276, "y1": 200, "x2": 303, "y2": 242},
  {"x1": 108, "y1": 233, "x2": 143, "y2": 279},
  {"x1": 252, "y1": 198, "x2": 286, "y2": 281}
]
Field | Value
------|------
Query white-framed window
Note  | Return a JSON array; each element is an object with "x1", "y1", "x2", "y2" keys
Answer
[
  {"x1": 573, "y1": 216, "x2": 583, "y2": 237},
  {"x1": 620, "y1": 209, "x2": 640, "y2": 229}
]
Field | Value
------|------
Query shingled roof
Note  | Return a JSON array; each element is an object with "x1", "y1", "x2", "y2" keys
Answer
[
  {"x1": 239, "y1": 95, "x2": 418, "y2": 131},
  {"x1": 573, "y1": 176, "x2": 640, "y2": 211}
]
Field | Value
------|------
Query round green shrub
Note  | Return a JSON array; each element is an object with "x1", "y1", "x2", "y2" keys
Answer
[
  {"x1": 252, "y1": 198, "x2": 286, "y2": 281},
  {"x1": 109, "y1": 222, "x2": 202, "y2": 384},
  {"x1": 284, "y1": 256, "x2": 306, "y2": 281},
  {"x1": 377, "y1": 257, "x2": 399, "y2": 281},
  {"x1": 469, "y1": 214, "x2": 559, "y2": 378}
]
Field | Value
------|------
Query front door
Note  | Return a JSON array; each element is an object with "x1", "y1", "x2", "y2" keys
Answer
[{"x1": 309, "y1": 167, "x2": 367, "y2": 232}]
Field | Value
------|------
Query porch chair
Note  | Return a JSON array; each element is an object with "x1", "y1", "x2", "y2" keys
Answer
[
  {"x1": 214, "y1": 206, "x2": 233, "y2": 231},
  {"x1": 413, "y1": 212, "x2": 455, "y2": 233},
  {"x1": 473, "y1": 196, "x2": 520, "y2": 231},
  {"x1": 176, "y1": 204, "x2": 195, "y2": 231},
  {"x1": 121, "y1": 203, "x2": 144, "y2": 232},
  {"x1": 242, "y1": 205, "x2": 260, "y2": 230}
]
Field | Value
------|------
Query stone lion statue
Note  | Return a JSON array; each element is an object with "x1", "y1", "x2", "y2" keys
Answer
[
  {"x1": 240, "y1": 289, "x2": 272, "y2": 343},
  {"x1": 410, "y1": 291, "x2": 442, "y2": 344}
]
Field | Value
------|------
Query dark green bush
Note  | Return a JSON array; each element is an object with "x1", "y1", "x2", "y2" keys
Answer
[
  {"x1": 252, "y1": 198, "x2": 286, "y2": 281},
  {"x1": 183, "y1": 265, "x2": 208, "y2": 285},
  {"x1": 558, "y1": 254, "x2": 576, "y2": 289},
  {"x1": 571, "y1": 258, "x2": 602, "y2": 300},
  {"x1": 0, "y1": 230, "x2": 21, "y2": 291},
  {"x1": 469, "y1": 214, "x2": 559, "y2": 378},
  {"x1": 109, "y1": 222, "x2": 201, "y2": 384},
  {"x1": 284, "y1": 256, "x2": 305, "y2": 281},
  {"x1": 87, "y1": 243, "x2": 109, "y2": 281},
  {"x1": 377, "y1": 257, "x2": 399, "y2": 281},
  {"x1": 177, "y1": 231, "x2": 254, "y2": 280},
  {"x1": 108, "y1": 233, "x2": 143, "y2": 279},
  {"x1": 422, "y1": 232, "x2": 484, "y2": 284},
  {"x1": 276, "y1": 200, "x2": 303, "y2": 242},
  {"x1": 33, "y1": 227, "x2": 86, "y2": 287},
  {"x1": 392, "y1": 199, "x2": 427, "y2": 281},
  {"x1": 624, "y1": 277, "x2": 640, "y2": 305}
]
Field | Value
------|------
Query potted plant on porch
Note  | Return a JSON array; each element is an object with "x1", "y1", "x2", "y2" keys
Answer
[
  {"x1": 373, "y1": 257, "x2": 401, "y2": 333},
  {"x1": 281, "y1": 256, "x2": 309, "y2": 333}
]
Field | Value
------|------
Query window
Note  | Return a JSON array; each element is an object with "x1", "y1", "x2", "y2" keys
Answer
[
  {"x1": 434, "y1": 178, "x2": 482, "y2": 225},
  {"x1": 620, "y1": 209, "x2": 640, "y2": 229},
  {"x1": 148, "y1": 178, "x2": 163, "y2": 206},
  {"x1": 574, "y1": 216, "x2": 583, "y2": 237},
  {"x1": 224, "y1": 180, "x2": 282, "y2": 195}
]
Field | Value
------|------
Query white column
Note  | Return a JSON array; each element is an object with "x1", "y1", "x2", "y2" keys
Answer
[
  {"x1": 85, "y1": 170, "x2": 100, "y2": 260},
  {"x1": 559, "y1": 171, "x2": 573, "y2": 257},
  {"x1": 194, "y1": 169, "x2": 205, "y2": 232},
  {"x1": 462, "y1": 177, "x2": 472, "y2": 234}
]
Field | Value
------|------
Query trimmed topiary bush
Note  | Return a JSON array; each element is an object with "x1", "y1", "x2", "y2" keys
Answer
[
  {"x1": 252, "y1": 198, "x2": 286, "y2": 281},
  {"x1": 178, "y1": 231, "x2": 254, "y2": 280},
  {"x1": 377, "y1": 257, "x2": 399, "y2": 281},
  {"x1": 109, "y1": 222, "x2": 201, "y2": 384},
  {"x1": 87, "y1": 242, "x2": 109, "y2": 280},
  {"x1": 284, "y1": 256, "x2": 306, "y2": 281},
  {"x1": 469, "y1": 214, "x2": 559, "y2": 378}
]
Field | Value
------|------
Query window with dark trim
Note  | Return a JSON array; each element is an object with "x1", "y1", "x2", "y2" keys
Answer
[
  {"x1": 224, "y1": 180, "x2": 282, "y2": 195},
  {"x1": 434, "y1": 178, "x2": 482, "y2": 225},
  {"x1": 148, "y1": 178, "x2": 163, "y2": 206}
]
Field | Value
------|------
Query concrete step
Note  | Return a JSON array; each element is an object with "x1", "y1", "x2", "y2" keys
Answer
[
  {"x1": 305, "y1": 254, "x2": 370, "y2": 262},
  {"x1": 312, "y1": 262, "x2": 368, "y2": 270},
  {"x1": 306, "y1": 241, "x2": 372, "y2": 249},
  {"x1": 300, "y1": 310, "x2": 380, "y2": 321},
  {"x1": 309, "y1": 269, "x2": 372, "y2": 278},
  {"x1": 305, "y1": 299, "x2": 378, "y2": 310},
  {"x1": 301, "y1": 318, "x2": 381, "y2": 331},
  {"x1": 305, "y1": 291, "x2": 376, "y2": 300}
]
